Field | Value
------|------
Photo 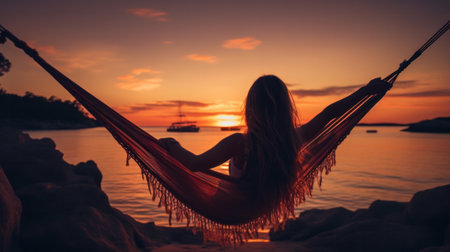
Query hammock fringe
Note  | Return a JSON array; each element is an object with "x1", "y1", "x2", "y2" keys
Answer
[{"x1": 117, "y1": 126, "x2": 338, "y2": 245}]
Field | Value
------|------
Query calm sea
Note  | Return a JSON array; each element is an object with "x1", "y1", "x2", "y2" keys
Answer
[{"x1": 26, "y1": 126, "x2": 450, "y2": 227}]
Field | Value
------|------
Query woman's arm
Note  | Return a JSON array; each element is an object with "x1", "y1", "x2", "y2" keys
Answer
[
  {"x1": 158, "y1": 133, "x2": 244, "y2": 172},
  {"x1": 298, "y1": 78, "x2": 392, "y2": 142}
]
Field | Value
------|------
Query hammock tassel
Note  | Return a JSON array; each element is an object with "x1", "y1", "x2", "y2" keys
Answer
[{"x1": 126, "y1": 152, "x2": 131, "y2": 166}]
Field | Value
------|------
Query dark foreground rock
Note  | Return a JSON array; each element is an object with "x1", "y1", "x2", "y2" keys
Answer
[
  {"x1": 270, "y1": 185, "x2": 450, "y2": 252},
  {"x1": 402, "y1": 117, "x2": 450, "y2": 133},
  {"x1": 407, "y1": 185, "x2": 450, "y2": 227},
  {"x1": 0, "y1": 165, "x2": 22, "y2": 252},
  {"x1": 0, "y1": 128, "x2": 202, "y2": 252}
]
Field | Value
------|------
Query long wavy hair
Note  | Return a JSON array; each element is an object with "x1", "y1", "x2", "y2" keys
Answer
[{"x1": 242, "y1": 75, "x2": 301, "y2": 209}]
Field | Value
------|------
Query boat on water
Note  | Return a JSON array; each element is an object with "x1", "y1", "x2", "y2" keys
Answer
[
  {"x1": 166, "y1": 103, "x2": 200, "y2": 132},
  {"x1": 167, "y1": 121, "x2": 200, "y2": 132},
  {"x1": 220, "y1": 126, "x2": 241, "y2": 131}
]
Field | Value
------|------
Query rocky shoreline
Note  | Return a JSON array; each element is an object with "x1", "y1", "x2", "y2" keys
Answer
[
  {"x1": 1, "y1": 128, "x2": 449, "y2": 251},
  {"x1": 0, "y1": 128, "x2": 202, "y2": 252}
]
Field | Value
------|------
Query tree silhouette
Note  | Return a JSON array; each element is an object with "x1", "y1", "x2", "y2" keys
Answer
[
  {"x1": 0, "y1": 88, "x2": 100, "y2": 129},
  {"x1": 0, "y1": 53, "x2": 11, "y2": 76}
]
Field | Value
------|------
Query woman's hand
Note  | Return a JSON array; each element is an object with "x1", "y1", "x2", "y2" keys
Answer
[
  {"x1": 366, "y1": 78, "x2": 392, "y2": 95},
  {"x1": 158, "y1": 137, "x2": 180, "y2": 152}
]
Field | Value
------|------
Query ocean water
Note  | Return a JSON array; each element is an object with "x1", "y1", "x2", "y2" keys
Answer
[{"x1": 26, "y1": 126, "x2": 450, "y2": 227}]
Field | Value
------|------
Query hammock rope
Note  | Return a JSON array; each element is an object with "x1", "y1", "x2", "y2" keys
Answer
[
  {"x1": 384, "y1": 20, "x2": 449, "y2": 84},
  {"x1": 0, "y1": 20, "x2": 448, "y2": 245}
]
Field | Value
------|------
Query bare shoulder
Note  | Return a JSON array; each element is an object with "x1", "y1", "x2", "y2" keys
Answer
[
  {"x1": 227, "y1": 133, "x2": 246, "y2": 160},
  {"x1": 218, "y1": 133, "x2": 245, "y2": 154},
  {"x1": 224, "y1": 132, "x2": 245, "y2": 145}
]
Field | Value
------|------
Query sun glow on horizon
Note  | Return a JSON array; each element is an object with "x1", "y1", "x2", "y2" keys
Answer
[{"x1": 215, "y1": 114, "x2": 241, "y2": 127}]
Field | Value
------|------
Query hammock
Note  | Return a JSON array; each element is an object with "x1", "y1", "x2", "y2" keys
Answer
[{"x1": 0, "y1": 21, "x2": 448, "y2": 245}]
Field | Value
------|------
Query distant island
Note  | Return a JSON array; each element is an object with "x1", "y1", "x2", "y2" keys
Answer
[
  {"x1": 0, "y1": 88, "x2": 100, "y2": 130},
  {"x1": 357, "y1": 117, "x2": 450, "y2": 133},
  {"x1": 402, "y1": 117, "x2": 450, "y2": 133}
]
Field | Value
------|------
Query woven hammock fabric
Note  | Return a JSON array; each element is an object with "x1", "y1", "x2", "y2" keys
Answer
[{"x1": 1, "y1": 21, "x2": 447, "y2": 245}]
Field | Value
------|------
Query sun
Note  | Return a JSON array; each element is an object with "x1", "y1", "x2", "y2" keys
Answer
[{"x1": 215, "y1": 114, "x2": 241, "y2": 127}]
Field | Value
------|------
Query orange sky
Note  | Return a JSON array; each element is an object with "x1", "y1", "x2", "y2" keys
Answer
[{"x1": 1, "y1": 1, "x2": 449, "y2": 126}]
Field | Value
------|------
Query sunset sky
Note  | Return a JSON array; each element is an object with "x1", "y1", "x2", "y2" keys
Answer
[{"x1": 1, "y1": 0, "x2": 449, "y2": 126}]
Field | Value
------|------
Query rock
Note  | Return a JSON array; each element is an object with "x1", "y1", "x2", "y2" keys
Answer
[
  {"x1": 444, "y1": 225, "x2": 450, "y2": 245},
  {"x1": 304, "y1": 219, "x2": 438, "y2": 252},
  {"x1": 402, "y1": 117, "x2": 450, "y2": 133},
  {"x1": 407, "y1": 184, "x2": 450, "y2": 227},
  {"x1": 351, "y1": 208, "x2": 372, "y2": 221},
  {"x1": 17, "y1": 183, "x2": 111, "y2": 223},
  {"x1": 270, "y1": 192, "x2": 448, "y2": 251},
  {"x1": 0, "y1": 128, "x2": 202, "y2": 251},
  {"x1": 21, "y1": 206, "x2": 140, "y2": 252},
  {"x1": 18, "y1": 196, "x2": 202, "y2": 251},
  {"x1": 0, "y1": 166, "x2": 22, "y2": 252},
  {"x1": 420, "y1": 244, "x2": 450, "y2": 252},
  {"x1": 368, "y1": 200, "x2": 407, "y2": 222},
  {"x1": 0, "y1": 127, "x2": 31, "y2": 144},
  {"x1": 0, "y1": 128, "x2": 70, "y2": 190},
  {"x1": 72, "y1": 161, "x2": 103, "y2": 188},
  {"x1": 144, "y1": 223, "x2": 205, "y2": 245},
  {"x1": 270, "y1": 207, "x2": 354, "y2": 241}
]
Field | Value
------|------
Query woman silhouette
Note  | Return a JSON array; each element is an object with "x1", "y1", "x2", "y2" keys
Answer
[{"x1": 159, "y1": 75, "x2": 391, "y2": 206}]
